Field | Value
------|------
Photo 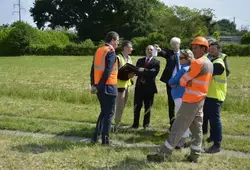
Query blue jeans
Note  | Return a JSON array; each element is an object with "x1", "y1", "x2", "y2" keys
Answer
[
  {"x1": 92, "y1": 93, "x2": 116, "y2": 145},
  {"x1": 204, "y1": 97, "x2": 223, "y2": 147}
]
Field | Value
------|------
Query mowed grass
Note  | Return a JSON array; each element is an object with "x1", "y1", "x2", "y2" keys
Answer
[
  {"x1": 0, "y1": 134, "x2": 250, "y2": 170},
  {"x1": 0, "y1": 55, "x2": 250, "y2": 169}
]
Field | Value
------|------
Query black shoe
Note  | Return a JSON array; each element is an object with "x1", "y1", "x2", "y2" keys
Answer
[
  {"x1": 205, "y1": 145, "x2": 220, "y2": 154},
  {"x1": 206, "y1": 137, "x2": 213, "y2": 143},
  {"x1": 101, "y1": 142, "x2": 110, "y2": 146},
  {"x1": 130, "y1": 125, "x2": 139, "y2": 129},
  {"x1": 175, "y1": 146, "x2": 182, "y2": 150}
]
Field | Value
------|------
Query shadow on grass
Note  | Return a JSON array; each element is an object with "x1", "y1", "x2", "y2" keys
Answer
[
  {"x1": 90, "y1": 157, "x2": 149, "y2": 170},
  {"x1": 56, "y1": 126, "x2": 95, "y2": 138},
  {"x1": 11, "y1": 141, "x2": 90, "y2": 154},
  {"x1": 112, "y1": 127, "x2": 170, "y2": 144}
]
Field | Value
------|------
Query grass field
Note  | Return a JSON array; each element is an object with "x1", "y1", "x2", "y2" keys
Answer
[{"x1": 0, "y1": 55, "x2": 250, "y2": 169}]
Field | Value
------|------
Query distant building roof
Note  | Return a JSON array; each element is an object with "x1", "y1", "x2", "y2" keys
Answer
[{"x1": 207, "y1": 35, "x2": 241, "y2": 44}]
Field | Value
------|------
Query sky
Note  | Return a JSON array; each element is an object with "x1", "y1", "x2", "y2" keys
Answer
[{"x1": 0, "y1": 0, "x2": 249, "y2": 30}]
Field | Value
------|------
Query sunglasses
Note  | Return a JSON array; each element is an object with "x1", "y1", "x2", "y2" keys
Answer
[
  {"x1": 179, "y1": 57, "x2": 187, "y2": 60},
  {"x1": 181, "y1": 49, "x2": 191, "y2": 58}
]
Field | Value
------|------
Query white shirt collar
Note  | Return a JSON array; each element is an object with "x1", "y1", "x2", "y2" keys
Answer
[{"x1": 145, "y1": 56, "x2": 153, "y2": 61}]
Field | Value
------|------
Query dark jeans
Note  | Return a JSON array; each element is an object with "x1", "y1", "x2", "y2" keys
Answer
[
  {"x1": 166, "y1": 84, "x2": 175, "y2": 126},
  {"x1": 133, "y1": 88, "x2": 155, "y2": 128},
  {"x1": 92, "y1": 93, "x2": 116, "y2": 145},
  {"x1": 203, "y1": 109, "x2": 209, "y2": 135},
  {"x1": 203, "y1": 97, "x2": 223, "y2": 147}
]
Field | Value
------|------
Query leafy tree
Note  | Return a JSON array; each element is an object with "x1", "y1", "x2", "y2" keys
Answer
[
  {"x1": 240, "y1": 32, "x2": 250, "y2": 44},
  {"x1": 213, "y1": 31, "x2": 220, "y2": 41},
  {"x1": 30, "y1": 0, "x2": 163, "y2": 41},
  {"x1": 214, "y1": 19, "x2": 237, "y2": 35}
]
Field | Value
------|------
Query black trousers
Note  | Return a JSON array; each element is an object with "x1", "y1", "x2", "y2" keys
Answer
[
  {"x1": 166, "y1": 84, "x2": 175, "y2": 126},
  {"x1": 133, "y1": 88, "x2": 155, "y2": 128},
  {"x1": 203, "y1": 97, "x2": 223, "y2": 146}
]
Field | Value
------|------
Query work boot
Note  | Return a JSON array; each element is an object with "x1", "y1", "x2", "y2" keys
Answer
[
  {"x1": 205, "y1": 144, "x2": 220, "y2": 154},
  {"x1": 147, "y1": 145, "x2": 172, "y2": 162},
  {"x1": 186, "y1": 150, "x2": 200, "y2": 163},
  {"x1": 186, "y1": 154, "x2": 199, "y2": 163}
]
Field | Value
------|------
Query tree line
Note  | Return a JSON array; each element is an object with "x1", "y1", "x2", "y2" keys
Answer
[{"x1": 29, "y1": 0, "x2": 248, "y2": 42}]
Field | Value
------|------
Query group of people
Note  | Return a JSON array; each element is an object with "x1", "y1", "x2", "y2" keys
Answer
[{"x1": 90, "y1": 31, "x2": 229, "y2": 163}]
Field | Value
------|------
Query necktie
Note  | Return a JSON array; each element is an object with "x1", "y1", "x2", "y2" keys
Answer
[{"x1": 144, "y1": 58, "x2": 150, "y2": 68}]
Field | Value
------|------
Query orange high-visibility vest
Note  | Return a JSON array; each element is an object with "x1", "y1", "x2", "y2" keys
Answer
[
  {"x1": 180, "y1": 56, "x2": 213, "y2": 103},
  {"x1": 94, "y1": 45, "x2": 118, "y2": 85}
]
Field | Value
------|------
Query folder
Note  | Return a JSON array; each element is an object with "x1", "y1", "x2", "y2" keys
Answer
[{"x1": 118, "y1": 63, "x2": 139, "y2": 80}]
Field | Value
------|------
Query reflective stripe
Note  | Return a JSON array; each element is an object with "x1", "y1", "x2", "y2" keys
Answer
[
  {"x1": 94, "y1": 65, "x2": 104, "y2": 70},
  {"x1": 186, "y1": 89, "x2": 206, "y2": 96},
  {"x1": 190, "y1": 144, "x2": 201, "y2": 151},
  {"x1": 180, "y1": 77, "x2": 188, "y2": 85},
  {"x1": 183, "y1": 73, "x2": 192, "y2": 81},
  {"x1": 94, "y1": 47, "x2": 115, "y2": 70},
  {"x1": 214, "y1": 77, "x2": 227, "y2": 84},
  {"x1": 164, "y1": 140, "x2": 174, "y2": 150},
  {"x1": 192, "y1": 78, "x2": 210, "y2": 85}
]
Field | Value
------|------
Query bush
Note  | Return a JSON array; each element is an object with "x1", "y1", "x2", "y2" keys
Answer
[
  {"x1": 64, "y1": 32, "x2": 79, "y2": 43},
  {"x1": 222, "y1": 44, "x2": 250, "y2": 56},
  {"x1": 63, "y1": 43, "x2": 96, "y2": 56},
  {"x1": 131, "y1": 37, "x2": 149, "y2": 55},
  {"x1": 26, "y1": 45, "x2": 49, "y2": 55},
  {"x1": 26, "y1": 43, "x2": 97, "y2": 56},
  {"x1": 240, "y1": 32, "x2": 250, "y2": 45},
  {"x1": 80, "y1": 39, "x2": 95, "y2": 48},
  {"x1": 31, "y1": 30, "x2": 70, "y2": 46},
  {"x1": 0, "y1": 28, "x2": 13, "y2": 56},
  {"x1": 4, "y1": 21, "x2": 34, "y2": 56},
  {"x1": 0, "y1": 21, "x2": 71, "y2": 56},
  {"x1": 131, "y1": 32, "x2": 170, "y2": 55}
]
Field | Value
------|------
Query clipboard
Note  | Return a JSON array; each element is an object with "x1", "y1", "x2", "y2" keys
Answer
[{"x1": 118, "y1": 63, "x2": 139, "y2": 80}]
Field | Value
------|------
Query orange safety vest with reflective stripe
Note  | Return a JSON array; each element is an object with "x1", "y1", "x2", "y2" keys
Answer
[
  {"x1": 94, "y1": 45, "x2": 118, "y2": 85},
  {"x1": 180, "y1": 56, "x2": 213, "y2": 103}
]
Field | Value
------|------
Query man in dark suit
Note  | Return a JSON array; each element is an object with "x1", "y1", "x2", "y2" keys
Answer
[
  {"x1": 131, "y1": 45, "x2": 160, "y2": 129},
  {"x1": 154, "y1": 37, "x2": 181, "y2": 129}
]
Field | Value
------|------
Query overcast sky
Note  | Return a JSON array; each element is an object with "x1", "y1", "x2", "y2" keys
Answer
[{"x1": 0, "y1": 0, "x2": 249, "y2": 30}]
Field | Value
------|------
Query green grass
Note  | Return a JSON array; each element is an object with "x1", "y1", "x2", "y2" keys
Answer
[
  {"x1": 0, "y1": 114, "x2": 250, "y2": 153},
  {"x1": 0, "y1": 134, "x2": 250, "y2": 170},
  {"x1": 0, "y1": 55, "x2": 250, "y2": 169}
]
